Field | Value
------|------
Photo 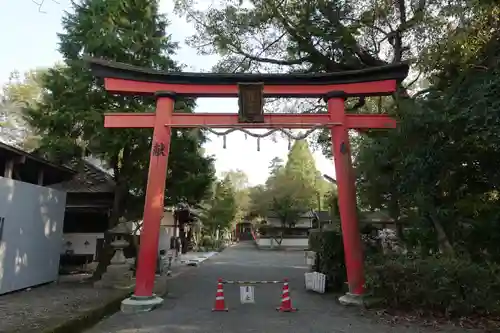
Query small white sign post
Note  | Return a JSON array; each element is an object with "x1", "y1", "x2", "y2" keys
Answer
[
  {"x1": 305, "y1": 272, "x2": 326, "y2": 294},
  {"x1": 240, "y1": 285, "x2": 255, "y2": 304}
]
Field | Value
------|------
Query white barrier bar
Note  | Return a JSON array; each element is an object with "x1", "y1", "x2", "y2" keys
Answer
[{"x1": 223, "y1": 280, "x2": 282, "y2": 284}]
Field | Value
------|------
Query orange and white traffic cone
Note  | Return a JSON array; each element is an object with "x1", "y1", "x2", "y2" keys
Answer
[
  {"x1": 212, "y1": 278, "x2": 229, "y2": 312},
  {"x1": 276, "y1": 278, "x2": 297, "y2": 312}
]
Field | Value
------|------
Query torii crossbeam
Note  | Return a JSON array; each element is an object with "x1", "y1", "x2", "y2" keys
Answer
[{"x1": 86, "y1": 57, "x2": 409, "y2": 312}]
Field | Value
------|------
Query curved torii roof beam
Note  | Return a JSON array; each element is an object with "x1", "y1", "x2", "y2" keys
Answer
[{"x1": 85, "y1": 57, "x2": 409, "y2": 98}]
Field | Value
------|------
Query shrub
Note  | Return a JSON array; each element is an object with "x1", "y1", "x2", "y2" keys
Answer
[
  {"x1": 308, "y1": 229, "x2": 346, "y2": 291},
  {"x1": 212, "y1": 239, "x2": 223, "y2": 250},
  {"x1": 200, "y1": 236, "x2": 224, "y2": 251},
  {"x1": 365, "y1": 254, "x2": 500, "y2": 317},
  {"x1": 200, "y1": 236, "x2": 214, "y2": 248}
]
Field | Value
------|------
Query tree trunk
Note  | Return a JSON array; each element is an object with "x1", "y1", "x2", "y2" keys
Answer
[
  {"x1": 173, "y1": 211, "x2": 178, "y2": 237},
  {"x1": 180, "y1": 226, "x2": 188, "y2": 254},
  {"x1": 90, "y1": 158, "x2": 128, "y2": 281},
  {"x1": 429, "y1": 215, "x2": 455, "y2": 256},
  {"x1": 388, "y1": 194, "x2": 405, "y2": 243},
  {"x1": 177, "y1": 215, "x2": 186, "y2": 254},
  {"x1": 90, "y1": 231, "x2": 114, "y2": 281}
]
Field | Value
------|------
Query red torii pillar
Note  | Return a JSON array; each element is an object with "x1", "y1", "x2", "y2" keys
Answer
[{"x1": 86, "y1": 57, "x2": 408, "y2": 312}]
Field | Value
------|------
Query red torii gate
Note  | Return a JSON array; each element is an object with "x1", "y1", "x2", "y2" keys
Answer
[{"x1": 86, "y1": 58, "x2": 408, "y2": 312}]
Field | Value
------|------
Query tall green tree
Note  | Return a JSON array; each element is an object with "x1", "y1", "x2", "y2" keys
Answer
[
  {"x1": 249, "y1": 141, "x2": 326, "y2": 227},
  {"x1": 284, "y1": 139, "x2": 330, "y2": 210},
  {"x1": 284, "y1": 140, "x2": 316, "y2": 181},
  {"x1": 268, "y1": 157, "x2": 284, "y2": 177},
  {"x1": 268, "y1": 140, "x2": 318, "y2": 226},
  {"x1": 202, "y1": 178, "x2": 238, "y2": 238},
  {"x1": 220, "y1": 169, "x2": 251, "y2": 224},
  {"x1": 247, "y1": 184, "x2": 268, "y2": 219},
  {"x1": 22, "y1": 0, "x2": 215, "y2": 277},
  {"x1": 221, "y1": 169, "x2": 249, "y2": 191},
  {"x1": 24, "y1": 0, "x2": 214, "y2": 218},
  {"x1": 0, "y1": 69, "x2": 46, "y2": 150}
]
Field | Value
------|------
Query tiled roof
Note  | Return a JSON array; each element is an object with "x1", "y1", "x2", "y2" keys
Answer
[
  {"x1": 50, "y1": 160, "x2": 115, "y2": 193},
  {"x1": 360, "y1": 210, "x2": 393, "y2": 222},
  {"x1": 267, "y1": 210, "x2": 315, "y2": 219},
  {"x1": 312, "y1": 210, "x2": 332, "y2": 221},
  {"x1": 0, "y1": 140, "x2": 75, "y2": 175}
]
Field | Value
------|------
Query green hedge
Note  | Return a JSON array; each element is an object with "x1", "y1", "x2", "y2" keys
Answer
[
  {"x1": 308, "y1": 229, "x2": 346, "y2": 292},
  {"x1": 199, "y1": 236, "x2": 224, "y2": 251},
  {"x1": 366, "y1": 254, "x2": 500, "y2": 317}
]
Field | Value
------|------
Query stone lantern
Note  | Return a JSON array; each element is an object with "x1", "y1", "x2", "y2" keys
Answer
[{"x1": 95, "y1": 220, "x2": 134, "y2": 289}]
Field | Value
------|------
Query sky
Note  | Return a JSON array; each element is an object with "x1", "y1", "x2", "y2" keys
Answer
[{"x1": 0, "y1": 0, "x2": 336, "y2": 186}]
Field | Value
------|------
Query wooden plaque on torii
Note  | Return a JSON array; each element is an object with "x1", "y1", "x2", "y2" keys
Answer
[{"x1": 238, "y1": 82, "x2": 264, "y2": 123}]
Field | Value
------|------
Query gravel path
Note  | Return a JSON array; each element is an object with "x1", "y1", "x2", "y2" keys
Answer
[
  {"x1": 0, "y1": 278, "x2": 126, "y2": 333},
  {"x1": 84, "y1": 242, "x2": 476, "y2": 333},
  {"x1": 0, "y1": 251, "x2": 207, "y2": 333}
]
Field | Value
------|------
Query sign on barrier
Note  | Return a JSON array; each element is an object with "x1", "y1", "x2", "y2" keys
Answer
[
  {"x1": 304, "y1": 251, "x2": 316, "y2": 266},
  {"x1": 240, "y1": 285, "x2": 255, "y2": 304},
  {"x1": 305, "y1": 272, "x2": 326, "y2": 294}
]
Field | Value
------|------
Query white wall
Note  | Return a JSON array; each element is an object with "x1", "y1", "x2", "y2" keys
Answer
[
  {"x1": 257, "y1": 238, "x2": 309, "y2": 248},
  {"x1": 62, "y1": 227, "x2": 170, "y2": 260},
  {"x1": 161, "y1": 211, "x2": 175, "y2": 227},
  {"x1": 0, "y1": 177, "x2": 66, "y2": 295},
  {"x1": 61, "y1": 233, "x2": 104, "y2": 258},
  {"x1": 158, "y1": 227, "x2": 171, "y2": 252},
  {"x1": 295, "y1": 219, "x2": 313, "y2": 228}
]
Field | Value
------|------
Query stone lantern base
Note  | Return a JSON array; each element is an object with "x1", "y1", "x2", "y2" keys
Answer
[{"x1": 94, "y1": 238, "x2": 134, "y2": 289}]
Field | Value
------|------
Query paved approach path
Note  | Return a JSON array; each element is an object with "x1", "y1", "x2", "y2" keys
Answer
[{"x1": 85, "y1": 242, "x2": 462, "y2": 333}]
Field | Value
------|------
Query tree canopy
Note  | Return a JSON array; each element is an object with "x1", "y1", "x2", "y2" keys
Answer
[
  {"x1": 201, "y1": 175, "x2": 239, "y2": 237},
  {"x1": 248, "y1": 140, "x2": 332, "y2": 226},
  {"x1": 11, "y1": 0, "x2": 216, "y2": 225},
  {"x1": 173, "y1": 0, "x2": 500, "y2": 259},
  {"x1": 0, "y1": 69, "x2": 45, "y2": 150}
]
